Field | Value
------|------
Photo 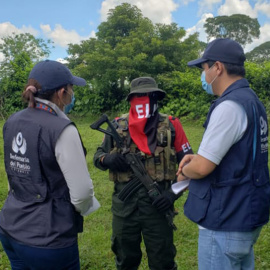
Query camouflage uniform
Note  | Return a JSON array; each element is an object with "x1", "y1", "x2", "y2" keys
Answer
[{"x1": 94, "y1": 113, "x2": 192, "y2": 270}]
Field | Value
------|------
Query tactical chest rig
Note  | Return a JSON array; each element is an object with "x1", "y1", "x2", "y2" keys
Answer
[
  {"x1": 91, "y1": 113, "x2": 178, "y2": 230},
  {"x1": 109, "y1": 113, "x2": 177, "y2": 183}
]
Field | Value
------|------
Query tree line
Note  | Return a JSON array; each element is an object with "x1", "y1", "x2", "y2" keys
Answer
[{"x1": 0, "y1": 3, "x2": 270, "y2": 120}]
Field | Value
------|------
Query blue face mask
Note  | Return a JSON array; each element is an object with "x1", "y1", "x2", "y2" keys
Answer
[
  {"x1": 64, "y1": 94, "x2": 75, "y2": 114},
  {"x1": 201, "y1": 71, "x2": 214, "y2": 95},
  {"x1": 201, "y1": 64, "x2": 218, "y2": 95}
]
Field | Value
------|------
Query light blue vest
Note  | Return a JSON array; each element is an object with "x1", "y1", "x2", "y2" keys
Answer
[{"x1": 184, "y1": 79, "x2": 270, "y2": 231}]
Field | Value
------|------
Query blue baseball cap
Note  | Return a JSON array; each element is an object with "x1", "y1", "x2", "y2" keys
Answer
[
  {"x1": 188, "y1": 38, "x2": 246, "y2": 68},
  {"x1": 29, "y1": 60, "x2": 86, "y2": 92}
]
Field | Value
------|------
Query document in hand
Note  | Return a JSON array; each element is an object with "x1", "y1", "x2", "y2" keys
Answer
[{"x1": 171, "y1": 180, "x2": 190, "y2": 195}]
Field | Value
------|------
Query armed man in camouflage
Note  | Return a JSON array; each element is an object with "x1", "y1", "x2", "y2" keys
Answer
[{"x1": 93, "y1": 77, "x2": 193, "y2": 270}]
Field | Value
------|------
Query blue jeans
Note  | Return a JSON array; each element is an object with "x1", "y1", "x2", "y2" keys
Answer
[
  {"x1": 198, "y1": 227, "x2": 262, "y2": 270},
  {"x1": 0, "y1": 233, "x2": 80, "y2": 270}
]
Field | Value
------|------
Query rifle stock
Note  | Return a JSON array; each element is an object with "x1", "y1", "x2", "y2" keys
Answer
[{"x1": 90, "y1": 114, "x2": 123, "y2": 148}]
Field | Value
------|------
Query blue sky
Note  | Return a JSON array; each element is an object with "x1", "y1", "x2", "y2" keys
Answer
[{"x1": 0, "y1": 0, "x2": 269, "y2": 61}]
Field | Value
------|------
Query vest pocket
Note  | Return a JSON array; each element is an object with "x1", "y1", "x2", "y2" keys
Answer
[
  {"x1": 184, "y1": 180, "x2": 211, "y2": 223},
  {"x1": 163, "y1": 146, "x2": 177, "y2": 180},
  {"x1": 251, "y1": 165, "x2": 270, "y2": 225},
  {"x1": 144, "y1": 146, "x2": 176, "y2": 182},
  {"x1": 153, "y1": 146, "x2": 165, "y2": 181},
  {"x1": 9, "y1": 176, "x2": 47, "y2": 202},
  {"x1": 253, "y1": 165, "x2": 269, "y2": 187}
]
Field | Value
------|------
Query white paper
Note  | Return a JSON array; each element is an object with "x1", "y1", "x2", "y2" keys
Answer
[{"x1": 171, "y1": 179, "x2": 190, "y2": 194}]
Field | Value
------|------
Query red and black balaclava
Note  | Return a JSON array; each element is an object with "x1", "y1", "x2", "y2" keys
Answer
[{"x1": 128, "y1": 93, "x2": 159, "y2": 155}]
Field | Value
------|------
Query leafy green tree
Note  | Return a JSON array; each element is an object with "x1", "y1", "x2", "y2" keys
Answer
[
  {"x1": 0, "y1": 33, "x2": 53, "y2": 78},
  {"x1": 96, "y1": 3, "x2": 144, "y2": 48},
  {"x1": 0, "y1": 33, "x2": 52, "y2": 118},
  {"x1": 158, "y1": 61, "x2": 270, "y2": 121},
  {"x1": 246, "y1": 41, "x2": 270, "y2": 63},
  {"x1": 158, "y1": 69, "x2": 214, "y2": 120},
  {"x1": 67, "y1": 3, "x2": 201, "y2": 114},
  {"x1": 0, "y1": 52, "x2": 33, "y2": 118},
  {"x1": 204, "y1": 14, "x2": 260, "y2": 47},
  {"x1": 245, "y1": 61, "x2": 270, "y2": 112}
]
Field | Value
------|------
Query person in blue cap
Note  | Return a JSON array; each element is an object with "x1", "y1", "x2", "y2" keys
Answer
[
  {"x1": 0, "y1": 60, "x2": 100, "y2": 270},
  {"x1": 176, "y1": 38, "x2": 270, "y2": 270}
]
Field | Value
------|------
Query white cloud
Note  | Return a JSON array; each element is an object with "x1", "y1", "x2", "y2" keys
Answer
[
  {"x1": 198, "y1": 0, "x2": 222, "y2": 14},
  {"x1": 0, "y1": 21, "x2": 94, "y2": 51},
  {"x1": 0, "y1": 22, "x2": 38, "y2": 38},
  {"x1": 100, "y1": 0, "x2": 178, "y2": 24},
  {"x1": 255, "y1": 1, "x2": 270, "y2": 18},
  {"x1": 185, "y1": 13, "x2": 214, "y2": 42},
  {"x1": 218, "y1": 0, "x2": 256, "y2": 17},
  {"x1": 56, "y1": 58, "x2": 69, "y2": 64},
  {"x1": 185, "y1": 0, "x2": 269, "y2": 53},
  {"x1": 216, "y1": 0, "x2": 270, "y2": 52},
  {"x1": 245, "y1": 23, "x2": 270, "y2": 52},
  {"x1": 178, "y1": 0, "x2": 196, "y2": 5},
  {"x1": 40, "y1": 24, "x2": 95, "y2": 47},
  {"x1": 0, "y1": 22, "x2": 39, "y2": 61}
]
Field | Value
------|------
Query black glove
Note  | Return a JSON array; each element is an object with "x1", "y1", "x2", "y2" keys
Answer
[
  {"x1": 152, "y1": 188, "x2": 181, "y2": 212},
  {"x1": 102, "y1": 153, "x2": 129, "y2": 172}
]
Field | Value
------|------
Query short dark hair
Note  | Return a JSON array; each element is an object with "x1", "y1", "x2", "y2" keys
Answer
[{"x1": 207, "y1": 61, "x2": 245, "y2": 77}]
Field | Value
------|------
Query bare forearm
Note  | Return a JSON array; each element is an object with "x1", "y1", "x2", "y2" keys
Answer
[{"x1": 177, "y1": 154, "x2": 216, "y2": 181}]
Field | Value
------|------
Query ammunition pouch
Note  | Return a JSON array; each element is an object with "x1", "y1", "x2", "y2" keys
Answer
[{"x1": 109, "y1": 113, "x2": 177, "y2": 183}]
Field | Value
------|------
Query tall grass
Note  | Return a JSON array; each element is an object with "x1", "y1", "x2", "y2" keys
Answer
[{"x1": 0, "y1": 116, "x2": 269, "y2": 270}]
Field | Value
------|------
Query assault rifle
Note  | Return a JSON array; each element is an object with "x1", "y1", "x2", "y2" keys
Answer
[{"x1": 90, "y1": 114, "x2": 177, "y2": 230}]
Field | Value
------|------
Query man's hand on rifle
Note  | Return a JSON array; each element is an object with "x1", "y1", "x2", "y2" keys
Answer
[
  {"x1": 102, "y1": 153, "x2": 130, "y2": 172},
  {"x1": 152, "y1": 188, "x2": 181, "y2": 212}
]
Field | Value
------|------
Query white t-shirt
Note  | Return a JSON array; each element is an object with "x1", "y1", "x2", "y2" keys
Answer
[
  {"x1": 198, "y1": 100, "x2": 248, "y2": 165},
  {"x1": 35, "y1": 98, "x2": 100, "y2": 216}
]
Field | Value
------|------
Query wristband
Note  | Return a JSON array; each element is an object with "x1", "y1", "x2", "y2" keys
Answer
[{"x1": 181, "y1": 168, "x2": 187, "y2": 178}]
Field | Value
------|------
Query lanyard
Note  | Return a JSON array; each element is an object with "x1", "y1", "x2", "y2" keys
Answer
[{"x1": 35, "y1": 102, "x2": 57, "y2": 116}]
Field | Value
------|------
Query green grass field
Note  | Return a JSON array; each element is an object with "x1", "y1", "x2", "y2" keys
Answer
[{"x1": 0, "y1": 115, "x2": 269, "y2": 270}]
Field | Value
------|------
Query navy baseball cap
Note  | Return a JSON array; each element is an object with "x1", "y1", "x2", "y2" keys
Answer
[
  {"x1": 188, "y1": 38, "x2": 246, "y2": 68},
  {"x1": 29, "y1": 60, "x2": 86, "y2": 92}
]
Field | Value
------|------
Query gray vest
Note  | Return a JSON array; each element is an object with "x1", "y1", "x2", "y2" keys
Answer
[{"x1": 1, "y1": 108, "x2": 83, "y2": 247}]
